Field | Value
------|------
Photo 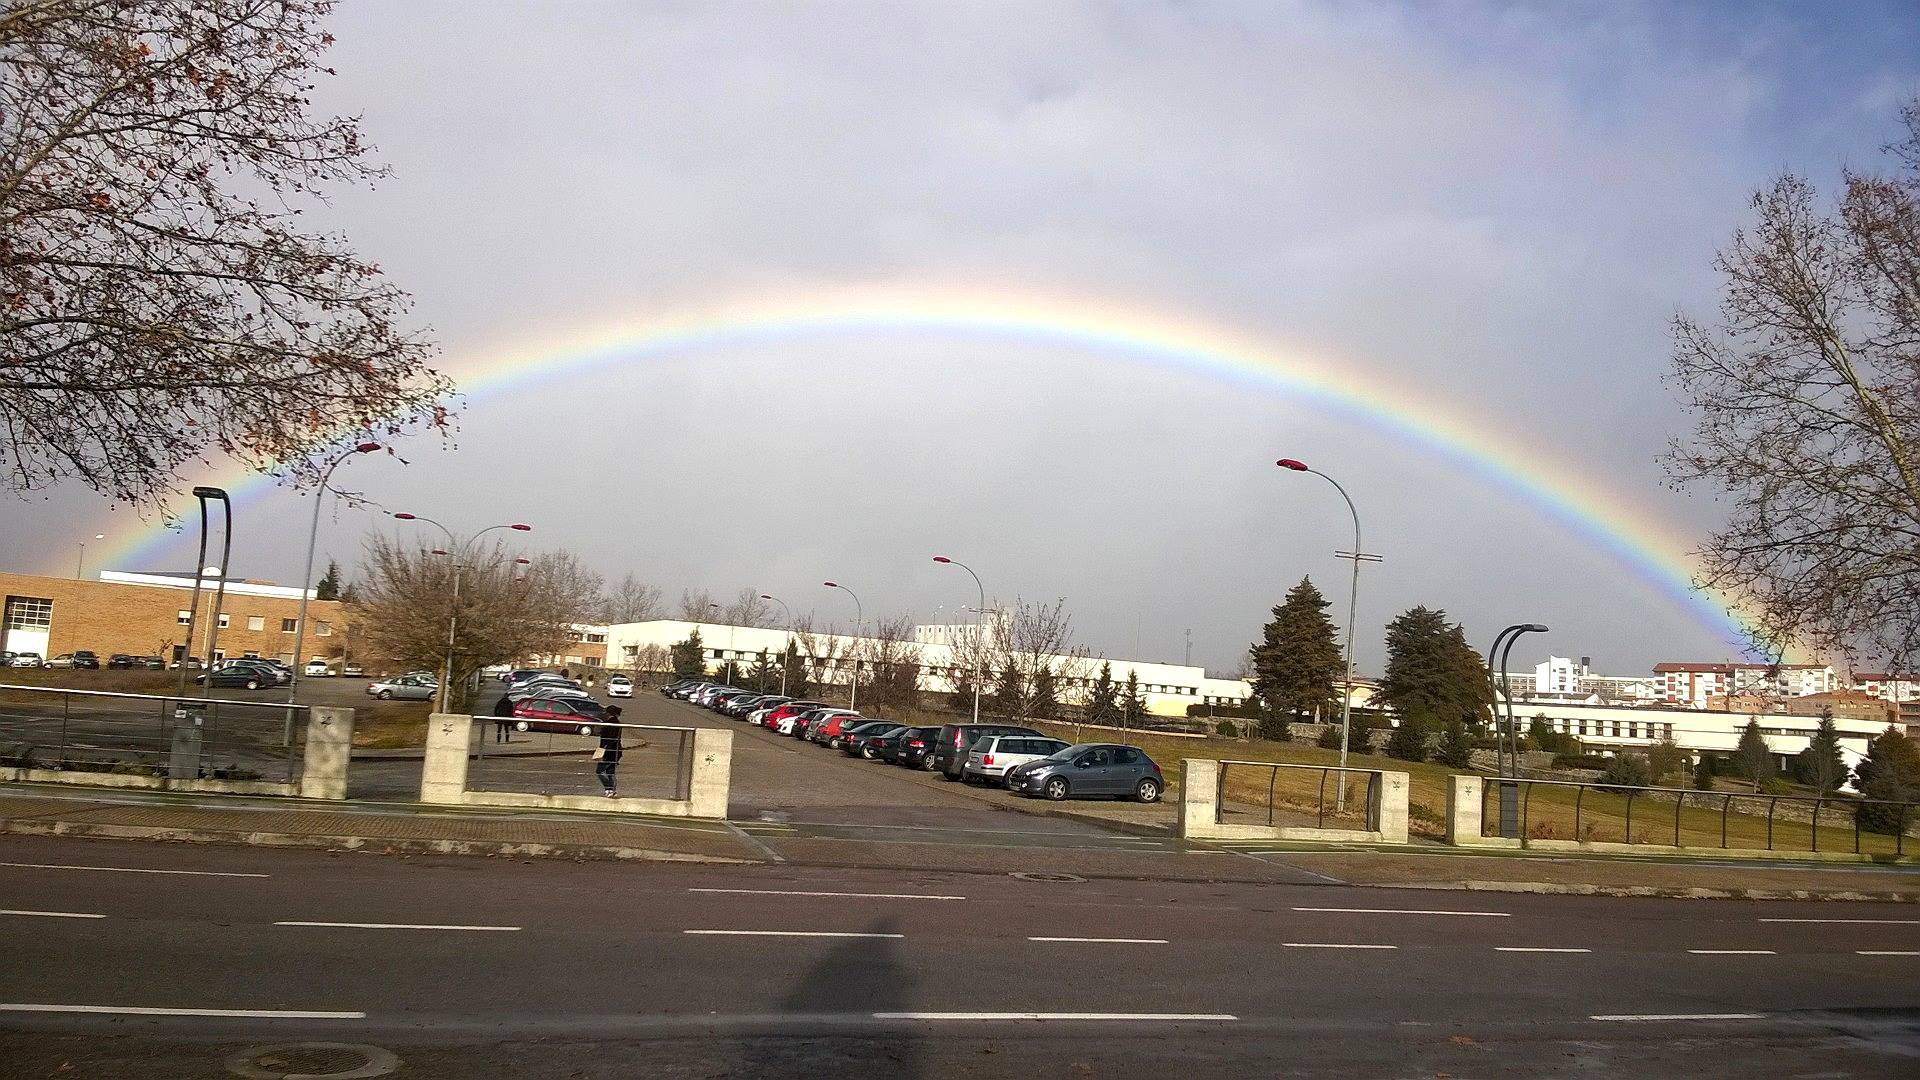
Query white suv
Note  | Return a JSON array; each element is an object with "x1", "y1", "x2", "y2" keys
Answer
[{"x1": 965, "y1": 734, "x2": 1071, "y2": 786}]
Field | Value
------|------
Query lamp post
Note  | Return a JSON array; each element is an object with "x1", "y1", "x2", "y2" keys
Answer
[
  {"x1": 75, "y1": 534, "x2": 104, "y2": 580},
  {"x1": 1486, "y1": 622, "x2": 1548, "y2": 838},
  {"x1": 1276, "y1": 459, "x2": 1379, "y2": 806},
  {"x1": 707, "y1": 602, "x2": 736, "y2": 683},
  {"x1": 286, "y1": 442, "x2": 381, "y2": 705},
  {"x1": 823, "y1": 581, "x2": 863, "y2": 712},
  {"x1": 933, "y1": 556, "x2": 984, "y2": 724},
  {"x1": 760, "y1": 593, "x2": 792, "y2": 695},
  {"x1": 394, "y1": 514, "x2": 533, "y2": 713},
  {"x1": 173, "y1": 488, "x2": 229, "y2": 699}
]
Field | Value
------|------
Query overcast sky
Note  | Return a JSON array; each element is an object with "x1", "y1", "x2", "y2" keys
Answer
[{"x1": 9, "y1": 1, "x2": 1919, "y2": 676}]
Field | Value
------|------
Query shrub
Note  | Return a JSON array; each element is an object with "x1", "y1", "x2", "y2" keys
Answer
[
  {"x1": 1316, "y1": 726, "x2": 1343, "y2": 750},
  {"x1": 1758, "y1": 776, "x2": 1795, "y2": 796},
  {"x1": 1553, "y1": 752, "x2": 1610, "y2": 770},
  {"x1": 1854, "y1": 727, "x2": 1920, "y2": 835},
  {"x1": 1214, "y1": 719, "x2": 1239, "y2": 737},
  {"x1": 1693, "y1": 758, "x2": 1716, "y2": 791},
  {"x1": 1434, "y1": 722, "x2": 1474, "y2": 768},
  {"x1": 1645, "y1": 738, "x2": 1690, "y2": 785},
  {"x1": 1602, "y1": 753, "x2": 1652, "y2": 789},
  {"x1": 1256, "y1": 714, "x2": 1291, "y2": 742},
  {"x1": 1385, "y1": 716, "x2": 1430, "y2": 763}
]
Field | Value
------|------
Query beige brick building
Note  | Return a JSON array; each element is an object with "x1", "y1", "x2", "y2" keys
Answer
[{"x1": 0, "y1": 569, "x2": 351, "y2": 666}]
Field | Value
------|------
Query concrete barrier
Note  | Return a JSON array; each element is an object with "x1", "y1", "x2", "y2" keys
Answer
[
  {"x1": 418, "y1": 714, "x2": 731, "y2": 819},
  {"x1": 299, "y1": 706, "x2": 353, "y2": 800},
  {"x1": 1178, "y1": 758, "x2": 1410, "y2": 844}
]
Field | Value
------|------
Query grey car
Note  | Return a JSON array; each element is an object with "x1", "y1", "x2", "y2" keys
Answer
[
  {"x1": 1007, "y1": 743, "x2": 1165, "y2": 803},
  {"x1": 366, "y1": 673, "x2": 438, "y2": 700}
]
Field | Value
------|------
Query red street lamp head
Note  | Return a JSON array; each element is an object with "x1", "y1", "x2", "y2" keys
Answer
[
  {"x1": 392, "y1": 512, "x2": 417, "y2": 520},
  {"x1": 932, "y1": 556, "x2": 952, "y2": 564},
  {"x1": 514, "y1": 557, "x2": 531, "y2": 565},
  {"x1": 823, "y1": 581, "x2": 839, "y2": 588},
  {"x1": 353, "y1": 441, "x2": 381, "y2": 454},
  {"x1": 509, "y1": 523, "x2": 532, "y2": 532},
  {"x1": 1276, "y1": 458, "x2": 1309, "y2": 472},
  {"x1": 759, "y1": 593, "x2": 774, "y2": 601},
  {"x1": 429, "y1": 548, "x2": 449, "y2": 556}
]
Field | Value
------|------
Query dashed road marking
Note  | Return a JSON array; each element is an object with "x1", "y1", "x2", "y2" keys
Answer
[
  {"x1": 1495, "y1": 947, "x2": 1591, "y2": 953},
  {"x1": 1591, "y1": 1013, "x2": 1764, "y2": 1022},
  {"x1": 689, "y1": 888, "x2": 964, "y2": 901},
  {"x1": 0, "y1": 1003, "x2": 364, "y2": 1019},
  {"x1": 1857, "y1": 950, "x2": 1920, "y2": 956},
  {"x1": 1759, "y1": 918, "x2": 1920, "y2": 925},
  {"x1": 1687, "y1": 949, "x2": 1775, "y2": 955},
  {"x1": 684, "y1": 929, "x2": 904, "y2": 939},
  {"x1": 0, "y1": 861, "x2": 268, "y2": 878},
  {"x1": 1282, "y1": 942, "x2": 1396, "y2": 950},
  {"x1": 1028, "y1": 936, "x2": 1169, "y2": 944},
  {"x1": 873, "y1": 1012, "x2": 1236, "y2": 1022},
  {"x1": 0, "y1": 909, "x2": 104, "y2": 919},
  {"x1": 1292, "y1": 907, "x2": 1508, "y2": 918},
  {"x1": 275, "y1": 921, "x2": 520, "y2": 931}
]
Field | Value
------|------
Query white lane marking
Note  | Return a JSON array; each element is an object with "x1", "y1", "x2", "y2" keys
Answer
[
  {"x1": 1495, "y1": 947, "x2": 1592, "y2": 953},
  {"x1": 874, "y1": 1012, "x2": 1236, "y2": 1022},
  {"x1": 1857, "y1": 950, "x2": 1920, "y2": 956},
  {"x1": 0, "y1": 909, "x2": 104, "y2": 919},
  {"x1": 684, "y1": 930, "x2": 905, "y2": 939},
  {"x1": 689, "y1": 888, "x2": 964, "y2": 901},
  {"x1": 1028, "y1": 936, "x2": 1169, "y2": 944},
  {"x1": 1687, "y1": 949, "x2": 1776, "y2": 955},
  {"x1": 1759, "y1": 918, "x2": 1920, "y2": 925},
  {"x1": 1282, "y1": 942, "x2": 1397, "y2": 950},
  {"x1": 1597, "y1": 1006, "x2": 1758, "y2": 1014},
  {"x1": 0, "y1": 861, "x2": 269, "y2": 878},
  {"x1": 1292, "y1": 907, "x2": 1509, "y2": 917},
  {"x1": 0, "y1": 1003, "x2": 363, "y2": 1019},
  {"x1": 275, "y1": 921, "x2": 520, "y2": 932}
]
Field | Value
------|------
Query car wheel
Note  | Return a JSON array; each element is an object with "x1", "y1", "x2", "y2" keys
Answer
[
  {"x1": 940, "y1": 769, "x2": 961, "y2": 782},
  {"x1": 861, "y1": 746, "x2": 877, "y2": 760},
  {"x1": 245, "y1": 679, "x2": 259, "y2": 690},
  {"x1": 1134, "y1": 777, "x2": 1162, "y2": 804},
  {"x1": 1044, "y1": 777, "x2": 1070, "y2": 801},
  {"x1": 921, "y1": 755, "x2": 940, "y2": 772},
  {"x1": 378, "y1": 689, "x2": 393, "y2": 700},
  {"x1": 1003, "y1": 774, "x2": 1018, "y2": 790}
]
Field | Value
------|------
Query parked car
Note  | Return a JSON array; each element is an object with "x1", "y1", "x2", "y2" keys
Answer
[
  {"x1": 196, "y1": 660, "x2": 282, "y2": 690},
  {"x1": 366, "y1": 673, "x2": 437, "y2": 700},
  {"x1": 661, "y1": 679, "x2": 701, "y2": 697},
  {"x1": 70, "y1": 650, "x2": 100, "y2": 669},
  {"x1": 502, "y1": 668, "x2": 548, "y2": 686},
  {"x1": 850, "y1": 723, "x2": 912, "y2": 760},
  {"x1": 965, "y1": 734, "x2": 1072, "y2": 786},
  {"x1": 1007, "y1": 743, "x2": 1164, "y2": 803},
  {"x1": 258, "y1": 659, "x2": 294, "y2": 683},
  {"x1": 46, "y1": 653, "x2": 77, "y2": 668},
  {"x1": 762, "y1": 701, "x2": 824, "y2": 731},
  {"x1": 881, "y1": 726, "x2": 940, "y2": 767},
  {"x1": 510, "y1": 695, "x2": 608, "y2": 734},
  {"x1": 140, "y1": 656, "x2": 166, "y2": 669},
  {"x1": 167, "y1": 656, "x2": 202, "y2": 670},
  {"x1": 341, "y1": 662, "x2": 365, "y2": 677},
  {"x1": 303, "y1": 659, "x2": 333, "y2": 677},
  {"x1": 108, "y1": 654, "x2": 138, "y2": 669},
  {"x1": 8, "y1": 652, "x2": 43, "y2": 668},
  {"x1": 930, "y1": 723, "x2": 1043, "y2": 780},
  {"x1": 606, "y1": 674, "x2": 634, "y2": 698}
]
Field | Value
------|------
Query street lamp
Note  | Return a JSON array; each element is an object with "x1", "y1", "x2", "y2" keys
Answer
[
  {"x1": 706, "y1": 602, "x2": 737, "y2": 683},
  {"x1": 823, "y1": 580, "x2": 864, "y2": 712},
  {"x1": 75, "y1": 534, "x2": 105, "y2": 580},
  {"x1": 286, "y1": 441, "x2": 381, "y2": 704},
  {"x1": 394, "y1": 514, "x2": 534, "y2": 712},
  {"x1": 1486, "y1": 622, "x2": 1548, "y2": 838},
  {"x1": 174, "y1": 487, "x2": 230, "y2": 699},
  {"x1": 760, "y1": 593, "x2": 793, "y2": 695},
  {"x1": 1276, "y1": 458, "x2": 1381, "y2": 808},
  {"x1": 933, "y1": 556, "x2": 985, "y2": 724}
]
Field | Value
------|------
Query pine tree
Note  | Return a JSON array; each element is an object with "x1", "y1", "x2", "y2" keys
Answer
[
  {"x1": 747, "y1": 649, "x2": 776, "y2": 693},
  {"x1": 315, "y1": 560, "x2": 342, "y2": 601},
  {"x1": 671, "y1": 629, "x2": 706, "y2": 680},
  {"x1": 1854, "y1": 726, "x2": 1920, "y2": 835},
  {"x1": 1732, "y1": 718, "x2": 1776, "y2": 792},
  {"x1": 1434, "y1": 721, "x2": 1474, "y2": 768},
  {"x1": 1085, "y1": 662, "x2": 1117, "y2": 725},
  {"x1": 781, "y1": 640, "x2": 809, "y2": 699},
  {"x1": 1119, "y1": 670, "x2": 1148, "y2": 731},
  {"x1": 1790, "y1": 708, "x2": 1848, "y2": 794},
  {"x1": 1385, "y1": 712, "x2": 1431, "y2": 762},
  {"x1": 1379, "y1": 606, "x2": 1491, "y2": 731},
  {"x1": 991, "y1": 663, "x2": 1024, "y2": 719},
  {"x1": 1248, "y1": 577, "x2": 1343, "y2": 726},
  {"x1": 1030, "y1": 666, "x2": 1060, "y2": 721}
]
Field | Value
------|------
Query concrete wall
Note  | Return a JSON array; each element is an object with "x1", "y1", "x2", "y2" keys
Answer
[
  {"x1": 418, "y1": 713, "x2": 732, "y2": 819},
  {"x1": 1177, "y1": 758, "x2": 1409, "y2": 844}
]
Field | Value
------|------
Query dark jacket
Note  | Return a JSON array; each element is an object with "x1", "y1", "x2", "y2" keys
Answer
[{"x1": 597, "y1": 725, "x2": 624, "y2": 763}]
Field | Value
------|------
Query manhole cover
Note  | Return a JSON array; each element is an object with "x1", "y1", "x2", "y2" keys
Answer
[
  {"x1": 1011, "y1": 871, "x2": 1085, "y2": 883},
  {"x1": 225, "y1": 1042, "x2": 399, "y2": 1079}
]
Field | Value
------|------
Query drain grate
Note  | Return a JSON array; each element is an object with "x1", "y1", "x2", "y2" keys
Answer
[
  {"x1": 225, "y1": 1042, "x2": 399, "y2": 1080},
  {"x1": 1011, "y1": 871, "x2": 1086, "y2": 883}
]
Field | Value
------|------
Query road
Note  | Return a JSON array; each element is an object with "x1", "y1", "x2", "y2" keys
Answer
[{"x1": 0, "y1": 834, "x2": 1916, "y2": 1077}]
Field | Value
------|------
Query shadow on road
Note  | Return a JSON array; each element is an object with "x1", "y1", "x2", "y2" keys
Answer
[{"x1": 735, "y1": 914, "x2": 922, "y2": 1079}]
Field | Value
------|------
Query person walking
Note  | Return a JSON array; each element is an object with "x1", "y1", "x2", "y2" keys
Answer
[
  {"x1": 492, "y1": 690, "x2": 515, "y2": 744},
  {"x1": 594, "y1": 705, "x2": 625, "y2": 798}
]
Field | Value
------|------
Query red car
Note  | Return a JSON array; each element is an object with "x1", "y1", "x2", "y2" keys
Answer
[
  {"x1": 815, "y1": 713, "x2": 868, "y2": 749},
  {"x1": 761, "y1": 701, "x2": 823, "y2": 730},
  {"x1": 510, "y1": 697, "x2": 606, "y2": 735}
]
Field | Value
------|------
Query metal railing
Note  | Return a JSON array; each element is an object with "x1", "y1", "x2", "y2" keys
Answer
[
  {"x1": 463, "y1": 716, "x2": 694, "y2": 801},
  {"x1": 1479, "y1": 776, "x2": 1916, "y2": 856},
  {"x1": 0, "y1": 683, "x2": 309, "y2": 786},
  {"x1": 1216, "y1": 759, "x2": 1380, "y2": 831}
]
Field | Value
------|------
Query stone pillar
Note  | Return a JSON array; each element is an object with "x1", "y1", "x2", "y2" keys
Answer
[
  {"x1": 1371, "y1": 770, "x2": 1410, "y2": 844},
  {"x1": 1446, "y1": 773, "x2": 1484, "y2": 845},
  {"x1": 685, "y1": 727, "x2": 732, "y2": 820},
  {"x1": 167, "y1": 710, "x2": 205, "y2": 780},
  {"x1": 419, "y1": 713, "x2": 473, "y2": 805},
  {"x1": 299, "y1": 706, "x2": 354, "y2": 800},
  {"x1": 1177, "y1": 758, "x2": 1221, "y2": 839}
]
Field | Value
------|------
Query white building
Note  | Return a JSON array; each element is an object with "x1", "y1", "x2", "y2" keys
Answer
[
  {"x1": 1654, "y1": 662, "x2": 1838, "y2": 709},
  {"x1": 1505, "y1": 699, "x2": 1890, "y2": 785},
  {"x1": 1851, "y1": 673, "x2": 1920, "y2": 704},
  {"x1": 600, "y1": 620, "x2": 1255, "y2": 718},
  {"x1": 1505, "y1": 656, "x2": 1661, "y2": 706}
]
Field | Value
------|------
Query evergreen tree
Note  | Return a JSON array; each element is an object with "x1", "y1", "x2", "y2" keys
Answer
[
  {"x1": 1731, "y1": 719, "x2": 1776, "y2": 791},
  {"x1": 1248, "y1": 577, "x2": 1343, "y2": 726},
  {"x1": 1854, "y1": 726, "x2": 1920, "y2": 835},
  {"x1": 991, "y1": 663, "x2": 1024, "y2": 719},
  {"x1": 781, "y1": 640, "x2": 809, "y2": 699},
  {"x1": 1385, "y1": 713, "x2": 1431, "y2": 762},
  {"x1": 1378, "y1": 606, "x2": 1492, "y2": 731},
  {"x1": 670, "y1": 629, "x2": 706, "y2": 680},
  {"x1": 1030, "y1": 666, "x2": 1060, "y2": 721},
  {"x1": 1085, "y1": 662, "x2": 1117, "y2": 725},
  {"x1": 314, "y1": 559, "x2": 342, "y2": 601},
  {"x1": 747, "y1": 649, "x2": 777, "y2": 693},
  {"x1": 1646, "y1": 738, "x2": 1690, "y2": 785},
  {"x1": 1789, "y1": 708, "x2": 1847, "y2": 794},
  {"x1": 1525, "y1": 714, "x2": 1558, "y2": 753},
  {"x1": 1434, "y1": 721, "x2": 1474, "y2": 768},
  {"x1": 1119, "y1": 670, "x2": 1148, "y2": 730}
]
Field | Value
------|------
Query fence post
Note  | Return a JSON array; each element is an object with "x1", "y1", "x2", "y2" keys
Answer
[
  {"x1": 685, "y1": 727, "x2": 732, "y2": 819},
  {"x1": 419, "y1": 713, "x2": 473, "y2": 804},
  {"x1": 1721, "y1": 794, "x2": 1731, "y2": 848},
  {"x1": 1811, "y1": 797, "x2": 1821, "y2": 853},
  {"x1": 1268, "y1": 765, "x2": 1279, "y2": 827},
  {"x1": 298, "y1": 707, "x2": 353, "y2": 800},
  {"x1": 1624, "y1": 790, "x2": 1634, "y2": 845},
  {"x1": 1370, "y1": 770, "x2": 1409, "y2": 844},
  {"x1": 1767, "y1": 796, "x2": 1778, "y2": 850},
  {"x1": 1574, "y1": 785, "x2": 1585, "y2": 842},
  {"x1": 1444, "y1": 773, "x2": 1483, "y2": 845},
  {"x1": 57, "y1": 692, "x2": 70, "y2": 764},
  {"x1": 1674, "y1": 791, "x2": 1684, "y2": 847},
  {"x1": 1177, "y1": 758, "x2": 1223, "y2": 839}
]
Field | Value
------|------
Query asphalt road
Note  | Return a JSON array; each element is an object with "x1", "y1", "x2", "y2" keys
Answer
[{"x1": 0, "y1": 834, "x2": 1916, "y2": 1078}]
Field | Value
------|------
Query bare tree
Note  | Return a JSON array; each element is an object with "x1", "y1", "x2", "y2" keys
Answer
[
  {"x1": 678, "y1": 588, "x2": 717, "y2": 621},
  {"x1": 349, "y1": 536, "x2": 601, "y2": 711},
  {"x1": 973, "y1": 598, "x2": 1093, "y2": 720},
  {"x1": 600, "y1": 573, "x2": 662, "y2": 624},
  {"x1": 856, "y1": 614, "x2": 924, "y2": 716},
  {"x1": 722, "y1": 586, "x2": 772, "y2": 628},
  {"x1": 1, "y1": 1, "x2": 451, "y2": 507},
  {"x1": 1668, "y1": 99, "x2": 1920, "y2": 668}
]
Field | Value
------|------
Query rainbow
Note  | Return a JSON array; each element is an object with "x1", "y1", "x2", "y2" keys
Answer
[{"x1": 78, "y1": 282, "x2": 1763, "y2": 654}]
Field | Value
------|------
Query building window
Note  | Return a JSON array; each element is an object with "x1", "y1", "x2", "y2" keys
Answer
[
  {"x1": 242, "y1": 651, "x2": 260, "y2": 659},
  {"x1": 281, "y1": 618, "x2": 297, "y2": 633},
  {"x1": 585, "y1": 633, "x2": 606, "y2": 644},
  {"x1": 216, "y1": 613, "x2": 230, "y2": 629},
  {"x1": 247, "y1": 615, "x2": 265, "y2": 632},
  {"x1": 177, "y1": 610, "x2": 191, "y2": 624},
  {"x1": 315, "y1": 621, "x2": 332, "y2": 637}
]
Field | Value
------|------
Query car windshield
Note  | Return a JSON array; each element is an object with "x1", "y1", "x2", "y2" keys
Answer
[{"x1": 1044, "y1": 744, "x2": 1093, "y2": 762}]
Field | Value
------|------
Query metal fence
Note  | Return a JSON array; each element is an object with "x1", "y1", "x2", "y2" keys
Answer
[
  {"x1": 0, "y1": 683, "x2": 309, "y2": 786},
  {"x1": 1216, "y1": 759, "x2": 1379, "y2": 831},
  {"x1": 1478, "y1": 776, "x2": 1917, "y2": 856},
  {"x1": 463, "y1": 716, "x2": 694, "y2": 801}
]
